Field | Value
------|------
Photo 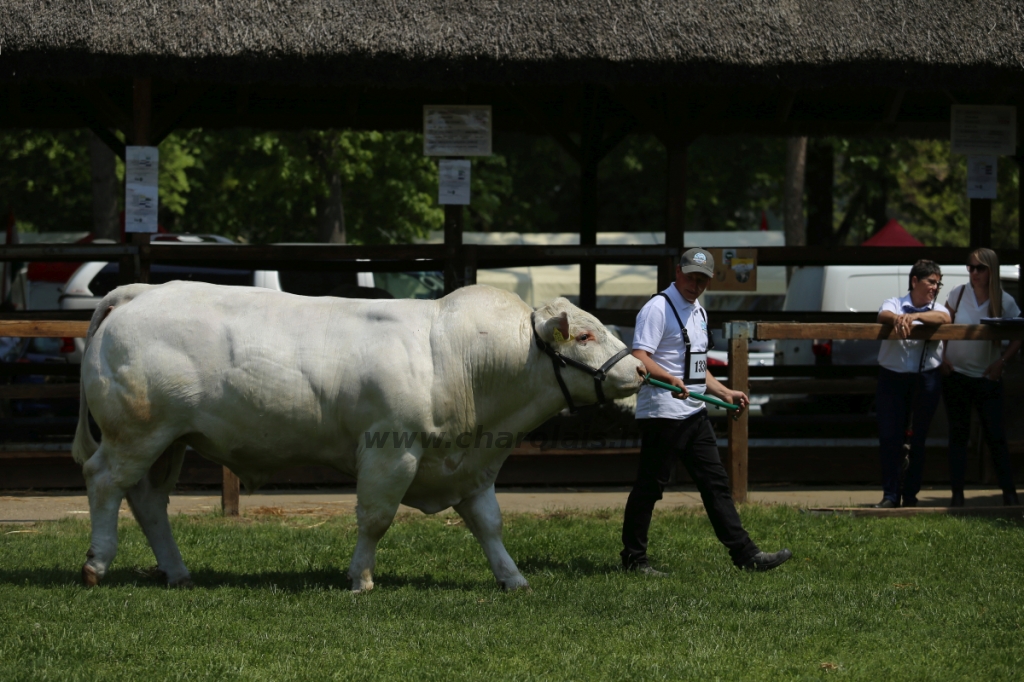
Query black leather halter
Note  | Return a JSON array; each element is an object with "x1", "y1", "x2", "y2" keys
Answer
[{"x1": 531, "y1": 314, "x2": 633, "y2": 414}]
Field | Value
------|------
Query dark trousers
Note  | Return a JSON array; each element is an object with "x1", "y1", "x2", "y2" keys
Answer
[
  {"x1": 621, "y1": 412, "x2": 759, "y2": 568},
  {"x1": 942, "y1": 371, "x2": 1017, "y2": 495},
  {"x1": 876, "y1": 367, "x2": 942, "y2": 504}
]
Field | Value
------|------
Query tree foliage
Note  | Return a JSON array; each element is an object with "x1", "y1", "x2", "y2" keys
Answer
[{"x1": 0, "y1": 128, "x2": 1017, "y2": 249}]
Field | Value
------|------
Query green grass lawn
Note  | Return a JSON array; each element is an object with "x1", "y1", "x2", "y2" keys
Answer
[{"x1": 1, "y1": 505, "x2": 1022, "y2": 681}]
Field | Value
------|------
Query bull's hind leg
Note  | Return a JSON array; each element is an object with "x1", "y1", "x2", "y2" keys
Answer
[
  {"x1": 125, "y1": 443, "x2": 191, "y2": 587},
  {"x1": 348, "y1": 447, "x2": 421, "y2": 592},
  {"x1": 454, "y1": 485, "x2": 529, "y2": 591},
  {"x1": 81, "y1": 435, "x2": 177, "y2": 587},
  {"x1": 81, "y1": 445, "x2": 129, "y2": 586}
]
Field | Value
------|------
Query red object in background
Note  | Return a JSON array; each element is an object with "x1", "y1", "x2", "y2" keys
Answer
[
  {"x1": 759, "y1": 210, "x2": 769, "y2": 231},
  {"x1": 60, "y1": 338, "x2": 76, "y2": 353},
  {"x1": 707, "y1": 356, "x2": 728, "y2": 366},
  {"x1": 861, "y1": 219, "x2": 924, "y2": 247},
  {"x1": 25, "y1": 211, "x2": 167, "y2": 284},
  {"x1": 812, "y1": 340, "x2": 833, "y2": 358}
]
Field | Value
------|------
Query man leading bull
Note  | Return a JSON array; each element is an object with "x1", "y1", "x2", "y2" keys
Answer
[{"x1": 622, "y1": 248, "x2": 793, "y2": 574}]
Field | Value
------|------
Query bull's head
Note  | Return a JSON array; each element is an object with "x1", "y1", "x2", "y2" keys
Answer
[{"x1": 533, "y1": 298, "x2": 645, "y2": 410}]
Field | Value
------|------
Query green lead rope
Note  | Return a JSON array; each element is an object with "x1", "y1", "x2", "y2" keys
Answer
[{"x1": 641, "y1": 373, "x2": 740, "y2": 411}]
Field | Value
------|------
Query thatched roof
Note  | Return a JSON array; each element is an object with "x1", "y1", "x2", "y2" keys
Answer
[{"x1": 2, "y1": 1, "x2": 1024, "y2": 89}]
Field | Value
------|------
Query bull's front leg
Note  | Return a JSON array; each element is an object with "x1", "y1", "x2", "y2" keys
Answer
[
  {"x1": 454, "y1": 485, "x2": 529, "y2": 591},
  {"x1": 348, "y1": 447, "x2": 420, "y2": 593}
]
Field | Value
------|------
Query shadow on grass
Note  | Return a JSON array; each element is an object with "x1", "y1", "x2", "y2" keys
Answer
[
  {"x1": 515, "y1": 554, "x2": 617, "y2": 578},
  {"x1": 0, "y1": 566, "x2": 488, "y2": 592}
]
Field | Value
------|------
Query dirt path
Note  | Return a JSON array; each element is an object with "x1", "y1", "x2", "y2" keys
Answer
[{"x1": 0, "y1": 486, "x2": 1012, "y2": 523}]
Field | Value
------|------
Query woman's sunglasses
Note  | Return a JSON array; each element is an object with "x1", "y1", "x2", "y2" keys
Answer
[{"x1": 967, "y1": 264, "x2": 989, "y2": 273}]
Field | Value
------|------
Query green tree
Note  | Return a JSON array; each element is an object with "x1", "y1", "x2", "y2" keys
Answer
[{"x1": 0, "y1": 130, "x2": 94, "y2": 233}]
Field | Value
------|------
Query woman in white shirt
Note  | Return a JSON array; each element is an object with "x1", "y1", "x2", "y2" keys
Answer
[{"x1": 940, "y1": 248, "x2": 1021, "y2": 507}]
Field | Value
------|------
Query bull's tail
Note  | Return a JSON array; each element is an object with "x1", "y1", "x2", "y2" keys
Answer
[{"x1": 72, "y1": 284, "x2": 152, "y2": 465}]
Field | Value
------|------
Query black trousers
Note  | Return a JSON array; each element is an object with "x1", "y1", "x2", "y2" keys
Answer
[
  {"x1": 621, "y1": 412, "x2": 759, "y2": 568},
  {"x1": 942, "y1": 371, "x2": 1017, "y2": 495}
]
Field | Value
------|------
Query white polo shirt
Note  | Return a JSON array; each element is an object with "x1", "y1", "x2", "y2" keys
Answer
[
  {"x1": 633, "y1": 285, "x2": 709, "y2": 419},
  {"x1": 944, "y1": 284, "x2": 1021, "y2": 378},
  {"x1": 876, "y1": 294, "x2": 949, "y2": 373}
]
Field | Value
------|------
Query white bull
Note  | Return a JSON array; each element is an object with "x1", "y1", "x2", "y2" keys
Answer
[{"x1": 73, "y1": 282, "x2": 644, "y2": 591}]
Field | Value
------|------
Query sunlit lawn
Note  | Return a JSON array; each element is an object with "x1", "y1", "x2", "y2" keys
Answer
[{"x1": 1, "y1": 505, "x2": 1022, "y2": 680}]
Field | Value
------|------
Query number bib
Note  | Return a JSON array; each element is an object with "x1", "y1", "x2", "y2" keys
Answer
[{"x1": 687, "y1": 352, "x2": 707, "y2": 383}]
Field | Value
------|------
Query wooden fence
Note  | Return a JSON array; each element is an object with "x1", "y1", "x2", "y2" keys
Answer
[
  {"x1": 2, "y1": 242, "x2": 1023, "y2": 511},
  {"x1": 723, "y1": 323, "x2": 1024, "y2": 503}
]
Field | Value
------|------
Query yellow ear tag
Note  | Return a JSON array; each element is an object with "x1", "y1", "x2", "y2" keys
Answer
[{"x1": 552, "y1": 329, "x2": 568, "y2": 343}]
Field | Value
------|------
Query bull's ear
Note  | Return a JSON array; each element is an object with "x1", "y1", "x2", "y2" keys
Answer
[{"x1": 538, "y1": 311, "x2": 570, "y2": 343}]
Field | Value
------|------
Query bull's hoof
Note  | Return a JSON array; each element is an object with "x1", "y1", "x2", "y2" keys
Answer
[
  {"x1": 81, "y1": 564, "x2": 100, "y2": 588},
  {"x1": 168, "y1": 576, "x2": 194, "y2": 589},
  {"x1": 500, "y1": 577, "x2": 530, "y2": 592}
]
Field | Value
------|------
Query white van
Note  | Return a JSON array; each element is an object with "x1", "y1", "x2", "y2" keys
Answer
[{"x1": 777, "y1": 264, "x2": 1020, "y2": 366}]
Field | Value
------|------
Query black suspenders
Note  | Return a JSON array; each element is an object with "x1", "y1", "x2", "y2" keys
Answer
[{"x1": 656, "y1": 293, "x2": 712, "y2": 386}]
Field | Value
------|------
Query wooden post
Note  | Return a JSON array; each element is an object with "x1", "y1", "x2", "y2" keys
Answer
[
  {"x1": 661, "y1": 138, "x2": 687, "y2": 291},
  {"x1": 579, "y1": 86, "x2": 600, "y2": 311},
  {"x1": 1017, "y1": 144, "x2": 1024, "y2": 256},
  {"x1": 442, "y1": 154, "x2": 466, "y2": 295},
  {"x1": 443, "y1": 203, "x2": 464, "y2": 294},
  {"x1": 969, "y1": 198, "x2": 992, "y2": 249},
  {"x1": 726, "y1": 325, "x2": 750, "y2": 504},
  {"x1": 463, "y1": 244, "x2": 478, "y2": 286},
  {"x1": 221, "y1": 466, "x2": 240, "y2": 517}
]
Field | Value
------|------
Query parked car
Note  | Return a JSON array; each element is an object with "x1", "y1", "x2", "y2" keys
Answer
[{"x1": 58, "y1": 234, "x2": 379, "y2": 363}]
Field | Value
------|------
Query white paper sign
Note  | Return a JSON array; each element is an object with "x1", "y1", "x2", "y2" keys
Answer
[
  {"x1": 967, "y1": 155, "x2": 997, "y2": 199},
  {"x1": 125, "y1": 146, "x2": 159, "y2": 233},
  {"x1": 424, "y1": 106, "x2": 492, "y2": 156},
  {"x1": 438, "y1": 159, "x2": 471, "y2": 205},
  {"x1": 951, "y1": 106, "x2": 1017, "y2": 156}
]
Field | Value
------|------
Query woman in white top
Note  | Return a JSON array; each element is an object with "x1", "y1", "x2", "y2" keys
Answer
[{"x1": 940, "y1": 248, "x2": 1021, "y2": 507}]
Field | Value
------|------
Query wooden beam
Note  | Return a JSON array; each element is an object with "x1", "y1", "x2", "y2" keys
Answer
[
  {"x1": 513, "y1": 96, "x2": 582, "y2": 163},
  {"x1": 595, "y1": 116, "x2": 637, "y2": 161},
  {"x1": 756, "y1": 322, "x2": 1024, "y2": 341},
  {"x1": 72, "y1": 82, "x2": 132, "y2": 135},
  {"x1": 608, "y1": 87, "x2": 670, "y2": 143},
  {"x1": 883, "y1": 88, "x2": 907, "y2": 125},
  {"x1": 44, "y1": 83, "x2": 126, "y2": 160},
  {"x1": 776, "y1": 90, "x2": 796, "y2": 123},
  {"x1": 0, "y1": 320, "x2": 90, "y2": 337},
  {"x1": 754, "y1": 246, "x2": 1019, "y2": 266},
  {"x1": 151, "y1": 84, "x2": 209, "y2": 146}
]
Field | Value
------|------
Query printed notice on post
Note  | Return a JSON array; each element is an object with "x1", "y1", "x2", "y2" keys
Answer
[
  {"x1": 424, "y1": 106, "x2": 492, "y2": 156},
  {"x1": 967, "y1": 155, "x2": 997, "y2": 199},
  {"x1": 125, "y1": 146, "x2": 159, "y2": 233},
  {"x1": 707, "y1": 248, "x2": 757, "y2": 291},
  {"x1": 438, "y1": 159, "x2": 471, "y2": 205},
  {"x1": 951, "y1": 106, "x2": 1016, "y2": 156}
]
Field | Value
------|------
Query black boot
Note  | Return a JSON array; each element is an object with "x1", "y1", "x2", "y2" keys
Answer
[
  {"x1": 1003, "y1": 490, "x2": 1020, "y2": 506},
  {"x1": 950, "y1": 490, "x2": 965, "y2": 507}
]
